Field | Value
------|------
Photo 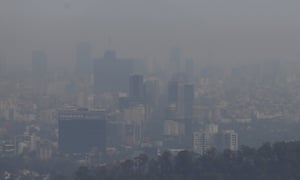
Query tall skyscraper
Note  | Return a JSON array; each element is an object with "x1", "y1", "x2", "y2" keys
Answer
[
  {"x1": 183, "y1": 84, "x2": 194, "y2": 119},
  {"x1": 129, "y1": 74, "x2": 144, "y2": 102},
  {"x1": 182, "y1": 84, "x2": 195, "y2": 148},
  {"x1": 58, "y1": 108, "x2": 106, "y2": 154},
  {"x1": 76, "y1": 42, "x2": 91, "y2": 78},
  {"x1": 94, "y1": 50, "x2": 135, "y2": 94},
  {"x1": 144, "y1": 78, "x2": 159, "y2": 106},
  {"x1": 185, "y1": 59, "x2": 194, "y2": 82},
  {"x1": 167, "y1": 80, "x2": 179, "y2": 106}
]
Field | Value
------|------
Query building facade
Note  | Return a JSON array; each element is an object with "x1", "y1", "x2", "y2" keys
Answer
[{"x1": 58, "y1": 109, "x2": 106, "y2": 154}]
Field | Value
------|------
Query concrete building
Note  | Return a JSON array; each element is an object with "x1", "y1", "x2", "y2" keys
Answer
[
  {"x1": 215, "y1": 130, "x2": 239, "y2": 152},
  {"x1": 193, "y1": 125, "x2": 239, "y2": 154},
  {"x1": 58, "y1": 108, "x2": 106, "y2": 154},
  {"x1": 183, "y1": 84, "x2": 194, "y2": 119},
  {"x1": 93, "y1": 51, "x2": 135, "y2": 94},
  {"x1": 193, "y1": 131, "x2": 210, "y2": 155},
  {"x1": 223, "y1": 130, "x2": 239, "y2": 151},
  {"x1": 185, "y1": 59, "x2": 194, "y2": 82},
  {"x1": 123, "y1": 104, "x2": 145, "y2": 146},
  {"x1": 129, "y1": 74, "x2": 144, "y2": 103},
  {"x1": 15, "y1": 135, "x2": 35, "y2": 155},
  {"x1": 164, "y1": 120, "x2": 185, "y2": 136}
]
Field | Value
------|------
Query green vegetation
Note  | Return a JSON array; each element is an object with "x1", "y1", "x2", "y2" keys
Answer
[{"x1": 74, "y1": 141, "x2": 300, "y2": 180}]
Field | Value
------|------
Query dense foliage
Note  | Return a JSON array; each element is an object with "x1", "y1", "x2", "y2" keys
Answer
[
  {"x1": 0, "y1": 156, "x2": 77, "y2": 179},
  {"x1": 74, "y1": 141, "x2": 300, "y2": 180}
]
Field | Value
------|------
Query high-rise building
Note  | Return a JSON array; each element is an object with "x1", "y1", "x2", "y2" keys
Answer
[
  {"x1": 182, "y1": 84, "x2": 195, "y2": 148},
  {"x1": 174, "y1": 83, "x2": 194, "y2": 128},
  {"x1": 144, "y1": 78, "x2": 160, "y2": 106},
  {"x1": 167, "y1": 81, "x2": 179, "y2": 106},
  {"x1": 123, "y1": 104, "x2": 145, "y2": 146},
  {"x1": 185, "y1": 59, "x2": 194, "y2": 82},
  {"x1": 223, "y1": 130, "x2": 238, "y2": 151},
  {"x1": 129, "y1": 74, "x2": 144, "y2": 102},
  {"x1": 164, "y1": 120, "x2": 185, "y2": 136},
  {"x1": 215, "y1": 130, "x2": 238, "y2": 152},
  {"x1": 76, "y1": 42, "x2": 92, "y2": 78},
  {"x1": 93, "y1": 50, "x2": 134, "y2": 94},
  {"x1": 58, "y1": 108, "x2": 106, "y2": 153},
  {"x1": 107, "y1": 120, "x2": 123, "y2": 147},
  {"x1": 144, "y1": 78, "x2": 160, "y2": 122},
  {"x1": 193, "y1": 131, "x2": 210, "y2": 155},
  {"x1": 183, "y1": 84, "x2": 194, "y2": 119}
]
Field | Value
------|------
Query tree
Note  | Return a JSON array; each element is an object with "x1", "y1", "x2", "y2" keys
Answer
[
  {"x1": 174, "y1": 151, "x2": 193, "y2": 177},
  {"x1": 74, "y1": 166, "x2": 93, "y2": 180}
]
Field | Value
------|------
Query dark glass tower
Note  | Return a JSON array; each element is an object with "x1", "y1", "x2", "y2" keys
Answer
[
  {"x1": 129, "y1": 74, "x2": 144, "y2": 101},
  {"x1": 58, "y1": 109, "x2": 106, "y2": 153}
]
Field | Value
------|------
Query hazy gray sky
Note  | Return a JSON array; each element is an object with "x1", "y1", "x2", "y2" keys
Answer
[{"x1": 1, "y1": 0, "x2": 300, "y2": 68}]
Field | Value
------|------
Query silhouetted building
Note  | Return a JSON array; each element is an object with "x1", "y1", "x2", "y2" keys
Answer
[
  {"x1": 144, "y1": 78, "x2": 160, "y2": 122},
  {"x1": 168, "y1": 81, "x2": 179, "y2": 105},
  {"x1": 144, "y1": 78, "x2": 160, "y2": 106},
  {"x1": 58, "y1": 109, "x2": 106, "y2": 154},
  {"x1": 94, "y1": 51, "x2": 134, "y2": 94},
  {"x1": 129, "y1": 74, "x2": 144, "y2": 102},
  {"x1": 76, "y1": 42, "x2": 92, "y2": 78},
  {"x1": 185, "y1": 59, "x2": 194, "y2": 82},
  {"x1": 118, "y1": 96, "x2": 132, "y2": 110},
  {"x1": 107, "y1": 121, "x2": 123, "y2": 147},
  {"x1": 183, "y1": 84, "x2": 194, "y2": 119}
]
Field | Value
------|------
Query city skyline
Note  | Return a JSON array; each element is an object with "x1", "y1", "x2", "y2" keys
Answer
[
  {"x1": 1, "y1": 0, "x2": 300, "y2": 69},
  {"x1": 0, "y1": 1, "x2": 300, "y2": 179}
]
